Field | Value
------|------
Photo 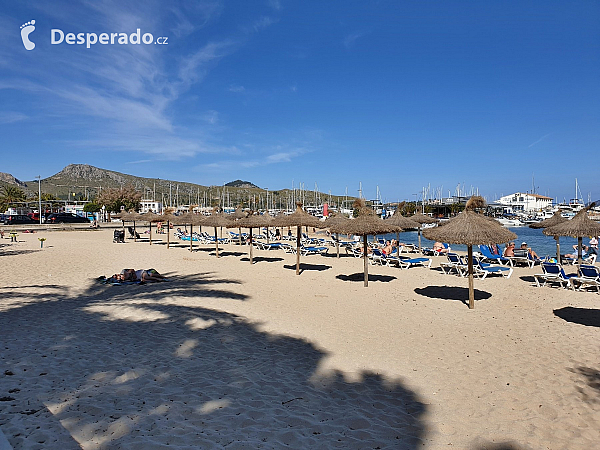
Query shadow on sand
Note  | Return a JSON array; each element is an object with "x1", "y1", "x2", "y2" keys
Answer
[
  {"x1": 283, "y1": 263, "x2": 332, "y2": 274},
  {"x1": 336, "y1": 273, "x2": 397, "y2": 283},
  {"x1": 554, "y1": 307, "x2": 600, "y2": 328},
  {"x1": 414, "y1": 286, "x2": 492, "y2": 305},
  {"x1": 0, "y1": 272, "x2": 427, "y2": 448}
]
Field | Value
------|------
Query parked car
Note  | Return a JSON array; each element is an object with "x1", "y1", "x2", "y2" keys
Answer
[
  {"x1": 4, "y1": 215, "x2": 37, "y2": 225},
  {"x1": 46, "y1": 213, "x2": 90, "y2": 224}
]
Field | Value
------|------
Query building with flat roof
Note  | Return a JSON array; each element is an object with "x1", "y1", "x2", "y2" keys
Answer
[{"x1": 497, "y1": 192, "x2": 552, "y2": 213}]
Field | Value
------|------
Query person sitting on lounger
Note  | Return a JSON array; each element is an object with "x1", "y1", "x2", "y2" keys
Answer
[
  {"x1": 520, "y1": 242, "x2": 539, "y2": 260},
  {"x1": 382, "y1": 240, "x2": 394, "y2": 255},
  {"x1": 433, "y1": 242, "x2": 449, "y2": 254},
  {"x1": 565, "y1": 245, "x2": 588, "y2": 259},
  {"x1": 504, "y1": 242, "x2": 515, "y2": 257}
]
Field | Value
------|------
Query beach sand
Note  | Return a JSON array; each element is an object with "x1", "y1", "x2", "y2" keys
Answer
[{"x1": 1, "y1": 227, "x2": 599, "y2": 449}]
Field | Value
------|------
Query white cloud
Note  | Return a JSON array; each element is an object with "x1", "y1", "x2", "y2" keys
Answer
[
  {"x1": 228, "y1": 84, "x2": 245, "y2": 93},
  {"x1": 0, "y1": 112, "x2": 28, "y2": 124},
  {"x1": 343, "y1": 31, "x2": 368, "y2": 48}
]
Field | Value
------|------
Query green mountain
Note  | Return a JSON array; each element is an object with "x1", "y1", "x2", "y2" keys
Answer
[{"x1": 9, "y1": 164, "x2": 353, "y2": 209}]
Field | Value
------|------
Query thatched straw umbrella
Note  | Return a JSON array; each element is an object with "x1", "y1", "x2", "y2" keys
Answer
[
  {"x1": 229, "y1": 207, "x2": 249, "y2": 247},
  {"x1": 544, "y1": 205, "x2": 600, "y2": 265},
  {"x1": 114, "y1": 210, "x2": 136, "y2": 239},
  {"x1": 174, "y1": 212, "x2": 205, "y2": 252},
  {"x1": 272, "y1": 203, "x2": 325, "y2": 275},
  {"x1": 227, "y1": 213, "x2": 271, "y2": 264},
  {"x1": 423, "y1": 196, "x2": 517, "y2": 309},
  {"x1": 329, "y1": 207, "x2": 402, "y2": 287},
  {"x1": 529, "y1": 211, "x2": 567, "y2": 262},
  {"x1": 202, "y1": 212, "x2": 232, "y2": 257},
  {"x1": 159, "y1": 212, "x2": 179, "y2": 249},
  {"x1": 324, "y1": 212, "x2": 350, "y2": 258},
  {"x1": 386, "y1": 213, "x2": 419, "y2": 254},
  {"x1": 141, "y1": 212, "x2": 164, "y2": 245},
  {"x1": 410, "y1": 212, "x2": 438, "y2": 251}
]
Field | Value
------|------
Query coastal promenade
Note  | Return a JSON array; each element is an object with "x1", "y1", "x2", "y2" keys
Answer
[{"x1": 1, "y1": 228, "x2": 598, "y2": 449}]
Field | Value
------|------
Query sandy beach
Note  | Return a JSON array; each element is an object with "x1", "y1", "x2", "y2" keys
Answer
[{"x1": 1, "y1": 227, "x2": 599, "y2": 449}]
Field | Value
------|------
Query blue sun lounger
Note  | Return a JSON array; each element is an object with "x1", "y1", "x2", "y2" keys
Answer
[
  {"x1": 478, "y1": 245, "x2": 512, "y2": 266},
  {"x1": 301, "y1": 246, "x2": 329, "y2": 256}
]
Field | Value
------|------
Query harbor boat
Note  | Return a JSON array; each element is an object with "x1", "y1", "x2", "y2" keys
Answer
[{"x1": 496, "y1": 217, "x2": 526, "y2": 227}]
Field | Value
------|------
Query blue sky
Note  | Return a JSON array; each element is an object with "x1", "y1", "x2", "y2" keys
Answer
[{"x1": 1, "y1": 1, "x2": 598, "y2": 204}]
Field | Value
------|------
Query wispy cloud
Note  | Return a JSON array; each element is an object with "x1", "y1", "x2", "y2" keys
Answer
[
  {"x1": 528, "y1": 133, "x2": 552, "y2": 148},
  {"x1": 0, "y1": 112, "x2": 28, "y2": 124},
  {"x1": 268, "y1": 0, "x2": 282, "y2": 11},
  {"x1": 343, "y1": 31, "x2": 368, "y2": 49},
  {"x1": 228, "y1": 84, "x2": 245, "y2": 93}
]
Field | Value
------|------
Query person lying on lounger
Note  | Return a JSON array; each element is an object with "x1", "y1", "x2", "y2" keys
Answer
[{"x1": 433, "y1": 242, "x2": 449, "y2": 254}]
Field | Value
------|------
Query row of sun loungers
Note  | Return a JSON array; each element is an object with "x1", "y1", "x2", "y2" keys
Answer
[{"x1": 439, "y1": 253, "x2": 513, "y2": 279}]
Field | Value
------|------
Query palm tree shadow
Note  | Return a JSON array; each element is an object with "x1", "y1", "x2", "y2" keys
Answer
[
  {"x1": 0, "y1": 273, "x2": 427, "y2": 449},
  {"x1": 414, "y1": 286, "x2": 491, "y2": 305}
]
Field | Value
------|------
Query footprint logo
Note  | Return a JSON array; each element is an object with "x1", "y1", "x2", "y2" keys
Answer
[{"x1": 20, "y1": 20, "x2": 36, "y2": 50}]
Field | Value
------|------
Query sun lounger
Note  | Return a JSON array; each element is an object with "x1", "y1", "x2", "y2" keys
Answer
[
  {"x1": 569, "y1": 264, "x2": 600, "y2": 292},
  {"x1": 471, "y1": 257, "x2": 513, "y2": 279},
  {"x1": 440, "y1": 252, "x2": 466, "y2": 276},
  {"x1": 534, "y1": 262, "x2": 576, "y2": 288},
  {"x1": 301, "y1": 246, "x2": 329, "y2": 256},
  {"x1": 479, "y1": 245, "x2": 512, "y2": 266},
  {"x1": 390, "y1": 256, "x2": 432, "y2": 269}
]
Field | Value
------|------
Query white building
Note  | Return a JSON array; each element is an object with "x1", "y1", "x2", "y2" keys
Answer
[
  {"x1": 497, "y1": 192, "x2": 552, "y2": 213},
  {"x1": 139, "y1": 200, "x2": 163, "y2": 213}
]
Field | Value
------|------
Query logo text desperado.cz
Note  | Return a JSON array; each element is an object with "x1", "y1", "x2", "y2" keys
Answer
[{"x1": 51, "y1": 29, "x2": 168, "y2": 48}]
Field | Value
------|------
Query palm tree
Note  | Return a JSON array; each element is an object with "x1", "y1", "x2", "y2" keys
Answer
[{"x1": 0, "y1": 185, "x2": 26, "y2": 208}]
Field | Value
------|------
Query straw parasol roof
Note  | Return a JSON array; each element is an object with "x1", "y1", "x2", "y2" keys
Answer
[
  {"x1": 386, "y1": 213, "x2": 419, "y2": 229},
  {"x1": 202, "y1": 212, "x2": 233, "y2": 258},
  {"x1": 272, "y1": 203, "x2": 324, "y2": 229},
  {"x1": 330, "y1": 207, "x2": 403, "y2": 287},
  {"x1": 329, "y1": 209, "x2": 402, "y2": 237},
  {"x1": 544, "y1": 206, "x2": 600, "y2": 265},
  {"x1": 543, "y1": 207, "x2": 600, "y2": 238},
  {"x1": 423, "y1": 210, "x2": 517, "y2": 246},
  {"x1": 325, "y1": 212, "x2": 351, "y2": 258},
  {"x1": 410, "y1": 212, "x2": 438, "y2": 224},
  {"x1": 423, "y1": 196, "x2": 517, "y2": 309},
  {"x1": 202, "y1": 212, "x2": 233, "y2": 228},
  {"x1": 530, "y1": 211, "x2": 567, "y2": 262},
  {"x1": 410, "y1": 212, "x2": 438, "y2": 251},
  {"x1": 227, "y1": 213, "x2": 273, "y2": 264},
  {"x1": 271, "y1": 203, "x2": 325, "y2": 275},
  {"x1": 529, "y1": 211, "x2": 567, "y2": 229},
  {"x1": 229, "y1": 207, "x2": 249, "y2": 220}
]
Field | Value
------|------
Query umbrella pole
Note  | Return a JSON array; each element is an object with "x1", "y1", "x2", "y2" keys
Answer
[
  {"x1": 396, "y1": 232, "x2": 400, "y2": 254},
  {"x1": 167, "y1": 221, "x2": 170, "y2": 249},
  {"x1": 134, "y1": 221, "x2": 137, "y2": 242},
  {"x1": 336, "y1": 232, "x2": 340, "y2": 258},
  {"x1": 239, "y1": 227, "x2": 242, "y2": 246},
  {"x1": 578, "y1": 236, "x2": 582, "y2": 265},
  {"x1": 296, "y1": 225, "x2": 301, "y2": 275},
  {"x1": 249, "y1": 228, "x2": 253, "y2": 264},
  {"x1": 149, "y1": 222, "x2": 152, "y2": 245},
  {"x1": 418, "y1": 226, "x2": 422, "y2": 252},
  {"x1": 467, "y1": 245, "x2": 474, "y2": 309},
  {"x1": 555, "y1": 236, "x2": 560, "y2": 263},
  {"x1": 266, "y1": 226, "x2": 270, "y2": 244},
  {"x1": 364, "y1": 235, "x2": 369, "y2": 287},
  {"x1": 190, "y1": 224, "x2": 193, "y2": 252},
  {"x1": 122, "y1": 220, "x2": 125, "y2": 237},
  {"x1": 214, "y1": 226, "x2": 219, "y2": 257}
]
